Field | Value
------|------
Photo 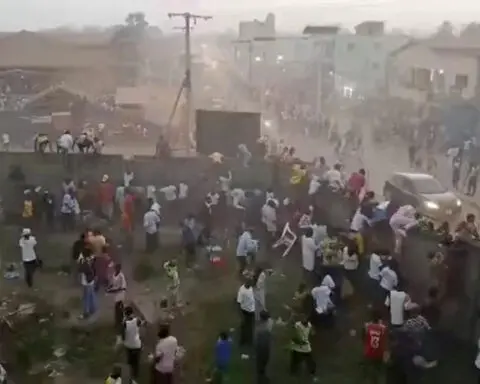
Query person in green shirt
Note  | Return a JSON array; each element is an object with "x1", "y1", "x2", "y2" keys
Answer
[{"x1": 290, "y1": 315, "x2": 317, "y2": 379}]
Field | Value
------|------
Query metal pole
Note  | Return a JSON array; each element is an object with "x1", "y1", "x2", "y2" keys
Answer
[
  {"x1": 168, "y1": 12, "x2": 212, "y2": 152},
  {"x1": 184, "y1": 14, "x2": 192, "y2": 148},
  {"x1": 248, "y1": 42, "x2": 253, "y2": 85}
]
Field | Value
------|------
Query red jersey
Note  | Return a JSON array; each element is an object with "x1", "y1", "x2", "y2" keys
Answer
[
  {"x1": 364, "y1": 322, "x2": 387, "y2": 360},
  {"x1": 347, "y1": 173, "x2": 366, "y2": 195}
]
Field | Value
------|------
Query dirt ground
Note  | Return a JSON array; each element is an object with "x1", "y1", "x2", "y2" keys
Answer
[{"x1": 0, "y1": 223, "x2": 478, "y2": 383}]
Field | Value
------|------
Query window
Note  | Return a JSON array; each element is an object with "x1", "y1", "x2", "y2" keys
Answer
[
  {"x1": 347, "y1": 43, "x2": 355, "y2": 51},
  {"x1": 454, "y1": 74, "x2": 468, "y2": 89},
  {"x1": 411, "y1": 177, "x2": 446, "y2": 194},
  {"x1": 413, "y1": 67, "x2": 432, "y2": 91}
]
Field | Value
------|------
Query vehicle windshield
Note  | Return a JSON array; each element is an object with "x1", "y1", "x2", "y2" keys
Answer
[{"x1": 412, "y1": 178, "x2": 446, "y2": 194}]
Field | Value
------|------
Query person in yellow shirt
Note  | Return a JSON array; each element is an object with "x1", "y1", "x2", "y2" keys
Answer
[{"x1": 105, "y1": 364, "x2": 122, "y2": 384}]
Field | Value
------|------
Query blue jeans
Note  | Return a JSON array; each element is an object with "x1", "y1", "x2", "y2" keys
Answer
[{"x1": 83, "y1": 284, "x2": 97, "y2": 317}]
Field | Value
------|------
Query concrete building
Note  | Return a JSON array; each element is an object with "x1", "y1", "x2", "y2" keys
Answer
[
  {"x1": 333, "y1": 22, "x2": 409, "y2": 95},
  {"x1": 387, "y1": 38, "x2": 480, "y2": 103},
  {"x1": 238, "y1": 13, "x2": 276, "y2": 41}
]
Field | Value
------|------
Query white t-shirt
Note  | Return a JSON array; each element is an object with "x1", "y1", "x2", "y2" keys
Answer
[
  {"x1": 124, "y1": 171, "x2": 134, "y2": 187},
  {"x1": 385, "y1": 290, "x2": 408, "y2": 326},
  {"x1": 341, "y1": 247, "x2": 359, "y2": 270},
  {"x1": 321, "y1": 274, "x2": 335, "y2": 289},
  {"x1": 380, "y1": 267, "x2": 398, "y2": 291},
  {"x1": 231, "y1": 188, "x2": 246, "y2": 208},
  {"x1": 219, "y1": 174, "x2": 231, "y2": 192},
  {"x1": 311, "y1": 285, "x2": 332, "y2": 314},
  {"x1": 308, "y1": 178, "x2": 321, "y2": 195},
  {"x1": 475, "y1": 338, "x2": 480, "y2": 369},
  {"x1": 155, "y1": 335, "x2": 178, "y2": 373},
  {"x1": 368, "y1": 253, "x2": 382, "y2": 280},
  {"x1": 19, "y1": 236, "x2": 37, "y2": 262},
  {"x1": 146, "y1": 185, "x2": 156, "y2": 200},
  {"x1": 160, "y1": 185, "x2": 177, "y2": 201},
  {"x1": 350, "y1": 209, "x2": 367, "y2": 232},
  {"x1": 124, "y1": 317, "x2": 142, "y2": 349},
  {"x1": 58, "y1": 133, "x2": 74, "y2": 150},
  {"x1": 325, "y1": 169, "x2": 343, "y2": 187},
  {"x1": 110, "y1": 272, "x2": 127, "y2": 302},
  {"x1": 301, "y1": 235, "x2": 317, "y2": 272},
  {"x1": 178, "y1": 183, "x2": 188, "y2": 199},
  {"x1": 261, "y1": 204, "x2": 277, "y2": 232},
  {"x1": 237, "y1": 285, "x2": 255, "y2": 313}
]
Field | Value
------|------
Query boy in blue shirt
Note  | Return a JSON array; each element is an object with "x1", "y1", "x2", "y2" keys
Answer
[{"x1": 213, "y1": 331, "x2": 233, "y2": 383}]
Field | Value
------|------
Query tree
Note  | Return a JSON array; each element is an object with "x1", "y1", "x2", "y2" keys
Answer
[
  {"x1": 460, "y1": 22, "x2": 480, "y2": 39},
  {"x1": 111, "y1": 12, "x2": 150, "y2": 86},
  {"x1": 434, "y1": 21, "x2": 455, "y2": 38},
  {"x1": 125, "y1": 12, "x2": 148, "y2": 29}
]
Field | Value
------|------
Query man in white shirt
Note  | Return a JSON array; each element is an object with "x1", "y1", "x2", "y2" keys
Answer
[
  {"x1": 311, "y1": 277, "x2": 334, "y2": 316},
  {"x1": 143, "y1": 209, "x2": 160, "y2": 253},
  {"x1": 236, "y1": 228, "x2": 257, "y2": 274},
  {"x1": 350, "y1": 208, "x2": 367, "y2": 232},
  {"x1": 19, "y1": 228, "x2": 38, "y2": 288},
  {"x1": 368, "y1": 253, "x2": 383, "y2": 281},
  {"x1": 57, "y1": 130, "x2": 74, "y2": 154},
  {"x1": 231, "y1": 188, "x2": 246, "y2": 209},
  {"x1": 385, "y1": 288, "x2": 411, "y2": 327},
  {"x1": 324, "y1": 163, "x2": 344, "y2": 191},
  {"x1": 178, "y1": 183, "x2": 188, "y2": 200},
  {"x1": 237, "y1": 280, "x2": 255, "y2": 348},
  {"x1": 379, "y1": 263, "x2": 398, "y2": 301},
  {"x1": 108, "y1": 264, "x2": 127, "y2": 344},
  {"x1": 308, "y1": 176, "x2": 321, "y2": 196},
  {"x1": 261, "y1": 200, "x2": 277, "y2": 239},
  {"x1": 219, "y1": 171, "x2": 232, "y2": 193},
  {"x1": 301, "y1": 228, "x2": 318, "y2": 279},
  {"x1": 1, "y1": 132, "x2": 9, "y2": 151},
  {"x1": 160, "y1": 185, "x2": 177, "y2": 201},
  {"x1": 123, "y1": 306, "x2": 142, "y2": 380},
  {"x1": 154, "y1": 325, "x2": 178, "y2": 383}
]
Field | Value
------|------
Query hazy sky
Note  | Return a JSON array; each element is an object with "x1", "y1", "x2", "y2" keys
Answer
[{"x1": 0, "y1": 0, "x2": 479, "y2": 31}]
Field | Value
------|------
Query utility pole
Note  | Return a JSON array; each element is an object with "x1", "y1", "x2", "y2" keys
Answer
[{"x1": 168, "y1": 12, "x2": 212, "y2": 151}]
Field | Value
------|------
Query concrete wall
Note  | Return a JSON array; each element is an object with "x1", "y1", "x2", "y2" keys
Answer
[{"x1": 0, "y1": 152, "x2": 274, "y2": 191}]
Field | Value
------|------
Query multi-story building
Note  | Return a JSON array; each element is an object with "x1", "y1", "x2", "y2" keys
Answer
[{"x1": 333, "y1": 21, "x2": 410, "y2": 95}]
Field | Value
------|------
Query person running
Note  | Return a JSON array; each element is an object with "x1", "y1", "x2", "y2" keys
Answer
[{"x1": 363, "y1": 310, "x2": 387, "y2": 384}]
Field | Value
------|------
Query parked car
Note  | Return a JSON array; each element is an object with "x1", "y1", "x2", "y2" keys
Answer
[{"x1": 383, "y1": 172, "x2": 462, "y2": 221}]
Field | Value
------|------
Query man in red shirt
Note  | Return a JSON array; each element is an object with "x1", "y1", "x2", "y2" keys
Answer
[
  {"x1": 98, "y1": 174, "x2": 115, "y2": 221},
  {"x1": 347, "y1": 168, "x2": 366, "y2": 197},
  {"x1": 363, "y1": 310, "x2": 387, "y2": 384}
]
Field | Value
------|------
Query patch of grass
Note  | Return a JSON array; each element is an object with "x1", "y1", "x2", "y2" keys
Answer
[{"x1": 133, "y1": 258, "x2": 158, "y2": 282}]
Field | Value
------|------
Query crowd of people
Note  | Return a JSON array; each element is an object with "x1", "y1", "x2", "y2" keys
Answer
[{"x1": 5, "y1": 132, "x2": 480, "y2": 384}]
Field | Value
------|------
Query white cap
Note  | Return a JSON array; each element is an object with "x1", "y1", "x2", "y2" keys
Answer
[{"x1": 22, "y1": 228, "x2": 31, "y2": 236}]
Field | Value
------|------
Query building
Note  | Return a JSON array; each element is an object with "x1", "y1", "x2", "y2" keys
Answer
[
  {"x1": 387, "y1": 38, "x2": 480, "y2": 103},
  {"x1": 238, "y1": 13, "x2": 276, "y2": 41},
  {"x1": 333, "y1": 22, "x2": 409, "y2": 95},
  {"x1": 0, "y1": 31, "x2": 116, "y2": 95}
]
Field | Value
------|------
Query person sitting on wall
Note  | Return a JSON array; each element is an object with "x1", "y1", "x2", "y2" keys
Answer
[
  {"x1": 76, "y1": 131, "x2": 94, "y2": 153},
  {"x1": 34, "y1": 133, "x2": 51, "y2": 153}
]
